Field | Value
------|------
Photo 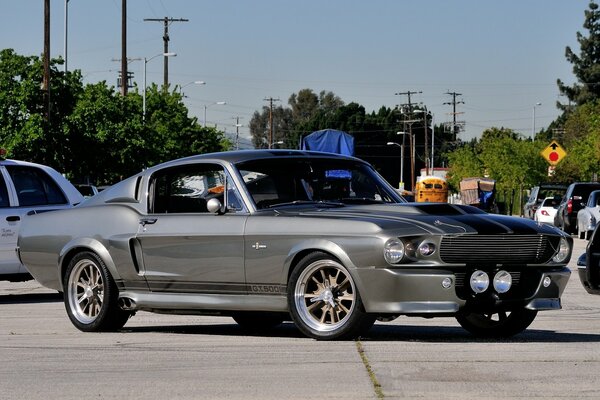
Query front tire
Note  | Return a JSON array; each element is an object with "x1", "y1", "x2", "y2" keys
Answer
[
  {"x1": 456, "y1": 308, "x2": 537, "y2": 338},
  {"x1": 287, "y1": 252, "x2": 375, "y2": 340},
  {"x1": 64, "y1": 251, "x2": 131, "y2": 332},
  {"x1": 232, "y1": 312, "x2": 286, "y2": 331}
]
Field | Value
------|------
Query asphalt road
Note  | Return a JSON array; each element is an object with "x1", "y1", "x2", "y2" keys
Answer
[{"x1": 1, "y1": 237, "x2": 599, "y2": 399}]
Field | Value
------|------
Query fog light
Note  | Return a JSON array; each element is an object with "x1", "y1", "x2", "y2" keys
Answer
[
  {"x1": 418, "y1": 242, "x2": 436, "y2": 257},
  {"x1": 543, "y1": 276, "x2": 552, "y2": 288},
  {"x1": 470, "y1": 270, "x2": 489, "y2": 294},
  {"x1": 442, "y1": 277, "x2": 453, "y2": 289},
  {"x1": 493, "y1": 270, "x2": 512, "y2": 294}
]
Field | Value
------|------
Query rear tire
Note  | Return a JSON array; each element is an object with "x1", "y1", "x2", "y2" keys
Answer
[{"x1": 64, "y1": 251, "x2": 131, "y2": 332}]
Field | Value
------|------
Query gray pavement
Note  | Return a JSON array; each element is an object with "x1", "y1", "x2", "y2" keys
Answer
[{"x1": 1, "y1": 237, "x2": 599, "y2": 399}]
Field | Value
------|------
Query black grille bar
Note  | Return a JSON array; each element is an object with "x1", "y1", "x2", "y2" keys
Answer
[{"x1": 440, "y1": 235, "x2": 559, "y2": 264}]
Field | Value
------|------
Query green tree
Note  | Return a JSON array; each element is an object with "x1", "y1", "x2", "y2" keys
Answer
[
  {"x1": 249, "y1": 105, "x2": 293, "y2": 149},
  {"x1": 557, "y1": 1, "x2": 600, "y2": 109},
  {"x1": 446, "y1": 142, "x2": 482, "y2": 191},
  {"x1": 553, "y1": 100, "x2": 600, "y2": 181},
  {"x1": 0, "y1": 48, "x2": 83, "y2": 171}
]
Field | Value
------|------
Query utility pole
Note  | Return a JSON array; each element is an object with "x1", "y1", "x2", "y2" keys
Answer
[
  {"x1": 263, "y1": 97, "x2": 280, "y2": 148},
  {"x1": 120, "y1": 0, "x2": 128, "y2": 96},
  {"x1": 43, "y1": 0, "x2": 51, "y2": 122},
  {"x1": 233, "y1": 117, "x2": 244, "y2": 150},
  {"x1": 444, "y1": 91, "x2": 465, "y2": 142},
  {"x1": 144, "y1": 17, "x2": 189, "y2": 89},
  {"x1": 395, "y1": 91, "x2": 422, "y2": 191}
]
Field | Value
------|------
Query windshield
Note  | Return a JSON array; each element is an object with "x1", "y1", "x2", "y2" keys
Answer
[{"x1": 236, "y1": 157, "x2": 405, "y2": 209}]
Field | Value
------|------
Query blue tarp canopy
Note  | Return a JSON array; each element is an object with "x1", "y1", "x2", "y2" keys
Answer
[{"x1": 300, "y1": 129, "x2": 354, "y2": 156}]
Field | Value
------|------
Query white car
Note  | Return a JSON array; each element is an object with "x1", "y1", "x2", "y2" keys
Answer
[
  {"x1": 0, "y1": 158, "x2": 83, "y2": 281},
  {"x1": 576, "y1": 190, "x2": 600, "y2": 240},
  {"x1": 534, "y1": 197, "x2": 560, "y2": 225}
]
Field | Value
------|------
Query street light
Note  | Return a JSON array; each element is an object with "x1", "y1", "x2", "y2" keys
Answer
[
  {"x1": 143, "y1": 52, "x2": 176, "y2": 121},
  {"x1": 204, "y1": 102, "x2": 227, "y2": 127},
  {"x1": 179, "y1": 80, "x2": 206, "y2": 91},
  {"x1": 388, "y1": 132, "x2": 408, "y2": 191},
  {"x1": 532, "y1": 102, "x2": 542, "y2": 139}
]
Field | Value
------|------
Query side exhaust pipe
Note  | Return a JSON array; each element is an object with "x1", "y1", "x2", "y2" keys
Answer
[{"x1": 118, "y1": 297, "x2": 137, "y2": 311}]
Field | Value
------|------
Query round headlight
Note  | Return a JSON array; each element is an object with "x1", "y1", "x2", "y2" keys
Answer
[
  {"x1": 552, "y1": 237, "x2": 570, "y2": 263},
  {"x1": 418, "y1": 241, "x2": 436, "y2": 257},
  {"x1": 493, "y1": 270, "x2": 512, "y2": 294},
  {"x1": 384, "y1": 238, "x2": 405, "y2": 264},
  {"x1": 470, "y1": 270, "x2": 489, "y2": 294}
]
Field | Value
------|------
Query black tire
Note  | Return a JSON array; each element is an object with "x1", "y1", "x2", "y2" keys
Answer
[
  {"x1": 63, "y1": 251, "x2": 131, "y2": 332},
  {"x1": 287, "y1": 252, "x2": 375, "y2": 340},
  {"x1": 456, "y1": 308, "x2": 538, "y2": 338},
  {"x1": 232, "y1": 312, "x2": 287, "y2": 331},
  {"x1": 578, "y1": 225, "x2": 585, "y2": 239}
]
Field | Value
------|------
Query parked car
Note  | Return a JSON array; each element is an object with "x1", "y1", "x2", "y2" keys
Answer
[
  {"x1": 534, "y1": 196, "x2": 560, "y2": 225},
  {"x1": 74, "y1": 184, "x2": 99, "y2": 198},
  {"x1": 576, "y1": 190, "x2": 600, "y2": 240},
  {"x1": 0, "y1": 157, "x2": 83, "y2": 281},
  {"x1": 554, "y1": 182, "x2": 600, "y2": 234},
  {"x1": 523, "y1": 183, "x2": 567, "y2": 219},
  {"x1": 18, "y1": 150, "x2": 572, "y2": 340},
  {"x1": 578, "y1": 225, "x2": 600, "y2": 294}
]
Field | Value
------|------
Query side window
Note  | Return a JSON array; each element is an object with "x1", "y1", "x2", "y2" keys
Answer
[
  {"x1": 149, "y1": 163, "x2": 244, "y2": 214},
  {"x1": 0, "y1": 173, "x2": 9, "y2": 207},
  {"x1": 6, "y1": 166, "x2": 67, "y2": 207}
]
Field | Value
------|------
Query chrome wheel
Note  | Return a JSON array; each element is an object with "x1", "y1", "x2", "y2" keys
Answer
[
  {"x1": 64, "y1": 251, "x2": 131, "y2": 332},
  {"x1": 294, "y1": 259, "x2": 356, "y2": 332},
  {"x1": 288, "y1": 252, "x2": 376, "y2": 340},
  {"x1": 68, "y1": 258, "x2": 105, "y2": 325}
]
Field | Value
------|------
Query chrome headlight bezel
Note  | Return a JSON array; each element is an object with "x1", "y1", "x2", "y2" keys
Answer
[
  {"x1": 383, "y1": 238, "x2": 405, "y2": 264},
  {"x1": 552, "y1": 237, "x2": 570, "y2": 263}
]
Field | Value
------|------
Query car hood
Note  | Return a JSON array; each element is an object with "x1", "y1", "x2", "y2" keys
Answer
[{"x1": 273, "y1": 203, "x2": 563, "y2": 236}]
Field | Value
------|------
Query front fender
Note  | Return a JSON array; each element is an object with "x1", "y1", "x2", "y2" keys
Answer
[{"x1": 283, "y1": 237, "x2": 380, "y2": 297}]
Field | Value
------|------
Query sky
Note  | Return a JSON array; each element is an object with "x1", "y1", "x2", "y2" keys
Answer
[{"x1": 0, "y1": 1, "x2": 591, "y2": 146}]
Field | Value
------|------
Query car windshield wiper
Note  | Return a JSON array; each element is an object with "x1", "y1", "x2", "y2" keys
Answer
[{"x1": 266, "y1": 200, "x2": 345, "y2": 208}]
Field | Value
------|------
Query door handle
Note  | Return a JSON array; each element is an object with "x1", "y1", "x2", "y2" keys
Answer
[
  {"x1": 140, "y1": 217, "x2": 157, "y2": 226},
  {"x1": 6, "y1": 215, "x2": 20, "y2": 222}
]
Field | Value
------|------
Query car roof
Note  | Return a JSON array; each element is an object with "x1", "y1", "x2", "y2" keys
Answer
[{"x1": 145, "y1": 149, "x2": 365, "y2": 172}]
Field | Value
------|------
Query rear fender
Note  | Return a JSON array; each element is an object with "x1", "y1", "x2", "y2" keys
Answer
[{"x1": 58, "y1": 237, "x2": 121, "y2": 288}]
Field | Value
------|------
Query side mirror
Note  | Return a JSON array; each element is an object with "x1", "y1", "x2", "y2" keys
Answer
[{"x1": 207, "y1": 198, "x2": 223, "y2": 214}]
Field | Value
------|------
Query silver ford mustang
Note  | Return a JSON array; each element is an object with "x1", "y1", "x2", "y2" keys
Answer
[{"x1": 17, "y1": 150, "x2": 572, "y2": 340}]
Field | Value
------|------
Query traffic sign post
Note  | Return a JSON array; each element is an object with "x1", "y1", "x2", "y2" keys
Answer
[{"x1": 540, "y1": 140, "x2": 567, "y2": 165}]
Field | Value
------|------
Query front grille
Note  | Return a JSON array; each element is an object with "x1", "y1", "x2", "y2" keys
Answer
[{"x1": 440, "y1": 234, "x2": 559, "y2": 264}]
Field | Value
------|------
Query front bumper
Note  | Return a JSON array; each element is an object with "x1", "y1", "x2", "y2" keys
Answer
[{"x1": 355, "y1": 266, "x2": 571, "y2": 315}]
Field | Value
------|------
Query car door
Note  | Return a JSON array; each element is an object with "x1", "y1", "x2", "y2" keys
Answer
[
  {"x1": 0, "y1": 164, "x2": 72, "y2": 275},
  {"x1": 135, "y1": 163, "x2": 248, "y2": 294},
  {"x1": 0, "y1": 169, "x2": 19, "y2": 274}
]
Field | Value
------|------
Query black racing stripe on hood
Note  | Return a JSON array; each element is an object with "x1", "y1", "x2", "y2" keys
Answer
[{"x1": 445, "y1": 214, "x2": 542, "y2": 235}]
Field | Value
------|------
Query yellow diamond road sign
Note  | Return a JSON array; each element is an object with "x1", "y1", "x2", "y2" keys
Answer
[{"x1": 540, "y1": 140, "x2": 567, "y2": 165}]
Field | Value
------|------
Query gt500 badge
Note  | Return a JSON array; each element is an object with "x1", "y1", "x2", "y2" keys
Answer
[{"x1": 249, "y1": 284, "x2": 286, "y2": 294}]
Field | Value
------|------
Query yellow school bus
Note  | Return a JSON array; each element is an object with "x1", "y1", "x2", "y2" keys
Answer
[{"x1": 415, "y1": 176, "x2": 448, "y2": 203}]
